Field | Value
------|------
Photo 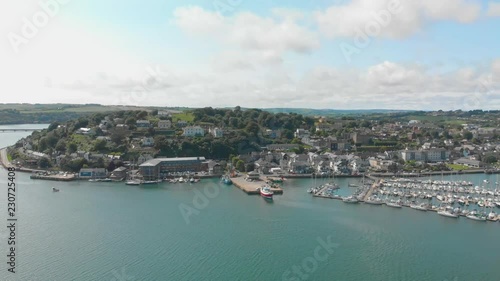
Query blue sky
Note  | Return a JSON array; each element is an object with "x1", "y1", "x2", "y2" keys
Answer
[{"x1": 1, "y1": 0, "x2": 499, "y2": 109}]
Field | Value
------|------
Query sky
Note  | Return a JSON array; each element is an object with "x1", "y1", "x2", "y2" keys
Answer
[{"x1": 1, "y1": 0, "x2": 500, "y2": 110}]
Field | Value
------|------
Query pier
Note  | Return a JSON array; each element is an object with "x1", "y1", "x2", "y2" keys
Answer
[
  {"x1": 30, "y1": 171, "x2": 76, "y2": 181},
  {"x1": 0, "y1": 128, "x2": 41, "y2": 133},
  {"x1": 362, "y1": 179, "x2": 382, "y2": 201},
  {"x1": 231, "y1": 176, "x2": 283, "y2": 195}
]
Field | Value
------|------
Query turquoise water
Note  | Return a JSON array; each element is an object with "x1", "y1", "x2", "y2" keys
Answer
[{"x1": 0, "y1": 127, "x2": 499, "y2": 281}]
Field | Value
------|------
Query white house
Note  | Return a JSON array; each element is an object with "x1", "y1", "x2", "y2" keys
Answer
[
  {"x1": 141, "y1": 137, "x2": 155, "y2": 147},
  {"x1": 294, "y1": 129, "x2": 310, "y2": 138},
  {"x1": 157, "y1": 120, "x2": 172, "y2": 130},
  {"x1": 158, "y1": 110, "x2": 171, "y2": 117},
  {"x1": 76, "y1": 127, "x2": 95, "y2": 135},
  {"x1": 177, "y1": 120, "x2": 188, "y2": 127},
  {"x1": 182, "y1": 126, "x2": 204, "y2": 137},
  {"x1": 136, "y1": 120, "x2": 151, "y2": 130},
  {"x1": 209, "y1": 127, "x2": 223, "y2": 138}
]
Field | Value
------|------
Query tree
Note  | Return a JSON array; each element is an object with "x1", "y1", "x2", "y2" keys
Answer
[
  {"x1": 107, "y1": 160, "x2": 116, "y2": 172},
  {"x1": 47, "y1": 122, "x2": 60, "y2": 132},
  {"x1": 67, "y1": 142, "x2": 78, "y2": 154},
  {"x1": 484, "y1": 155, "x2": 497, "y2": 164},
  {"x1": 388, "y1": 163, "x2": 398, "y2": 173},
  {"x1": 463, "y1": 131, "x2": 473, "y2": 140},
  {"x1": 55, "y1": 139, "x2": 67, "y2": 153},
  {"x1": 38, "y1": 157, "x2": 51, "y2": 169},
  {"x1": 236, "y1": 159, "x2": 245, "y2": 172},
  {"x1": 93, "y1": 139, "x2": 108, "y2": 152},
  {"x1": 109, "y1": 127, "x2": 130, "y2": 145},
  {"x1": 244, "y1": 121, "x2": 260, "y2": 136}
]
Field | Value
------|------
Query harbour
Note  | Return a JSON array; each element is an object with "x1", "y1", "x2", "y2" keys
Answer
[
  {"x1": 308, "y1": 174, "x2": 500, "y2": 222},
  {"x1": 1, "y1": 126, "x2": 500, "y2": 280}
]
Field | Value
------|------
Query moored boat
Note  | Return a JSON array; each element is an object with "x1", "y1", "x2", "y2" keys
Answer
[
  {"x1": 221, "y1": 175, "x2": 232, "y2": 185},
  {"x1": 364, "y1": 198, "x2": 384, "y2": 205},
  {"x1": 410, "y1": 204, "x2": 428, "y2": 211},
  {"x1": 466, "y1": 214, "x2": 487, "y2": 221},
  {"x1": 126, "y1": 179, "x2": 142, "y2": 186},
  {"x1": 260, "y1": 185, "x2": 273, "y2": 199},
  {"x1": 342, "y1": 196, "x2": 359, "y2": 204},
  {"x1": 142, "y1": 179, "x2": 162, "y2": 185},
  {"x1": 437, "y1": 210, "x2": 459, "y2": 218},
  {"x1": 386, "y1": 200, "x2": 402, "y2": 208}
]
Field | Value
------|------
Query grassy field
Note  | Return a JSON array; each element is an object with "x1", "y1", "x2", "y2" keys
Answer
[
  {"x1": 0, "y1": 103, "x2": 183, "y2": 114},
  {"x1": 172, "y1": 112, "x2": 194, "y2": 122},
  {"x1": 447, "y1": 164, "x2": 470, "y2": 170},
  {"x1": 69, "y1": 134, "x2": 94, "y2": 151}
]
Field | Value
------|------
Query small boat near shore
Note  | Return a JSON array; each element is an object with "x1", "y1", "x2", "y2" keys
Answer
[
  {"x1": 466, "y1": 214, "x2": 487, "y2": 221},
  {"x1": 126, "y1": 179, "x2": 142, "y2": 186},
  {"x1": 342, "y1": 196, "x2": 359, "y2": 204},
  {"x1": 260, "y1": 185, "x2": 273, "y2": 199},
  {"x1": 142, "y1": 179, "x2": 162, "y2": 185},
  {"x1": 364, "y1": 197, "x2": 384, "y2": 205},
  {"x1": 386, "y1": 200, "x2": 402, "y2": 208},
  {"x1": 410, "y1": 203, "x2": 428, "y2": 211},
  {"x1": 221, "y1": 175, "x2": 232, "y2": 185},
  {"x1": 437, "y1": 210, "x2": 459, "y2": 218}
]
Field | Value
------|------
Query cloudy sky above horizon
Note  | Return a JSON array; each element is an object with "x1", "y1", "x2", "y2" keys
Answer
[{"x1": 1, "y1": 0, "x2": 500, "y2": 110}]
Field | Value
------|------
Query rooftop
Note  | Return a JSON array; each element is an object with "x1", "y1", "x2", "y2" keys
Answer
[{"x1": 139, "y1": 157, "x2": 207, "y2": 167}]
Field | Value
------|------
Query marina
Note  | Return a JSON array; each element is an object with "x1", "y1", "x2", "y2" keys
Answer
[{"x1": 309, "y1": 175, "x2": 500, "y2": 222}]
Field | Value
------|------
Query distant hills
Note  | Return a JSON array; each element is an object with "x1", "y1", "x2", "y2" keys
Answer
[{"x1": 260, "y1": 108, "x2": 415, "y2": 116}]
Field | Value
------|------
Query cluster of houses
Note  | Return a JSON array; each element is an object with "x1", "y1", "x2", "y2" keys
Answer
[{"x1": 12, "y1": 112, "x2": 500, "y2": 178}]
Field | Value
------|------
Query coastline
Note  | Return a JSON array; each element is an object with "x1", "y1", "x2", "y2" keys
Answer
[{"x1": 0, "y1": 147, "x2": 12, "y2": 169}]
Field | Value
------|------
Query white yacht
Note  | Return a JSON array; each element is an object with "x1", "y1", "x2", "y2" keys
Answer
[{"x1": 437, "y1": 210, "x2": 458, "y2": 218}]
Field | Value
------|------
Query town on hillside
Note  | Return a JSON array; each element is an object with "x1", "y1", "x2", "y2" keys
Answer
[{"x1": 5, "y1": 107, "x2": 500, "y2": 181}]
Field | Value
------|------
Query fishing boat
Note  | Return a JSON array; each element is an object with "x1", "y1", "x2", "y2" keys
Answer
[
  {"x1": 437, "y1": 210, "x2": 459, "y2": 218},
  {"x1": 178, "y1": 177, "x2": 185, "y2": 183},
  {"x1": 342, "y1": 196, "x2": 359, "y2": 204},
  {"x1": 52, "y1": 187, "x2": 59, "y2": 192},
  {"x1": 189, "y1": 178, "x2": 195, "y2": 183},
  {"x1": 260, "y1": 185, "x2": 273, "y2": 199}
]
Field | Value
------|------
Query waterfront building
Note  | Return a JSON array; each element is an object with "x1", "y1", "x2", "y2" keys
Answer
[
  {"x1": 79, "y1": 168, "x2": 107, "y2": 179},
  {"x1": 139, "y1": 157, "x2": 206, "y2": 180},
  {"x1": 400, "y1": 148, "x2": 450, "y2": 163}
]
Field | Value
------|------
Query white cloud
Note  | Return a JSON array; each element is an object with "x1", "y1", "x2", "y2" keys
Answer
[
  {"x1": 173, "y1": 5, "x2": 320, "y2": 63},
  {"x1": 8, "y1": 59, "x2": 495, "y2": 111},
  {"x1": 315, "y1": 0, "x2": 482, "y2": 39},
  {"x1": 487, "y1": 2, "x2": 500, "y2": 17}
]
